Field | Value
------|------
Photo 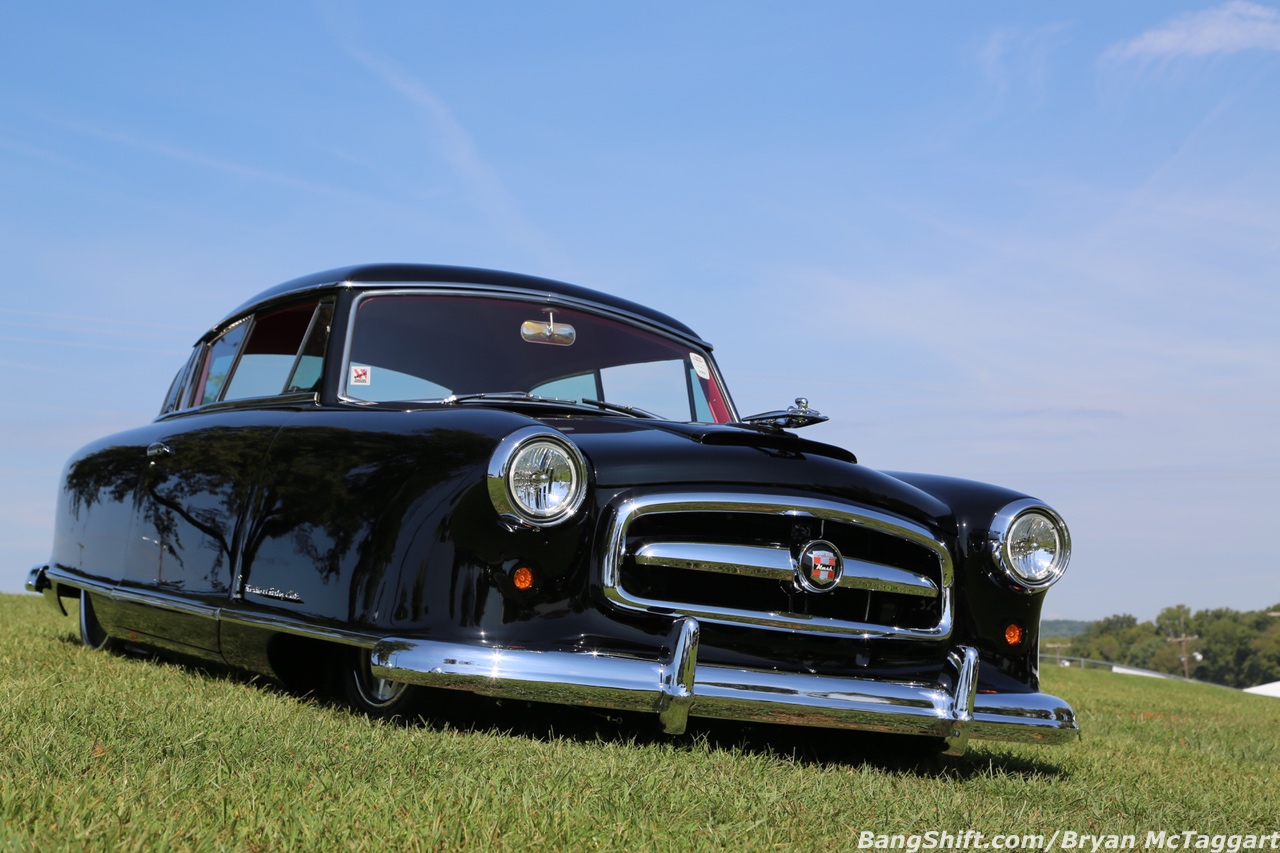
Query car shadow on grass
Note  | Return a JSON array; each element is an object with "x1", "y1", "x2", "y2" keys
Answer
[
  {"x1": 367, "y1": 684, "x2": 1069, "y2": 780},
  {"x1": 61, "y1": 631, "x2": 1067, "y2": 780}
]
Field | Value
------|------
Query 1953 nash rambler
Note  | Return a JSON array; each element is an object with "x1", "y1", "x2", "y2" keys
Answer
[{"x1": 28, "y1": 264, "x2": 1077, "y2": 754}]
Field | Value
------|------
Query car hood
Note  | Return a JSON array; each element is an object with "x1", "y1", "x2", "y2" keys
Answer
[{"x1": 539, "y1": 416, "x2": 954, "y2": 530}]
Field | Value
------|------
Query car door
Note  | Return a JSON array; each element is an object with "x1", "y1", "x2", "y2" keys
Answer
[{"x1": 118, "y1": 300, "x2": 330, "y2": 654}]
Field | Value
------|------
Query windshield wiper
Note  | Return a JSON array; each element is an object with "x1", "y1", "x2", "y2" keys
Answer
[
  {"x1": 441, "y1": 392, "x2": 577, "y2": 405},
  {"x1": 580, "y1": 398, "x2": 661, "y2": 419},
  {"x1": 430, "y1": 392, "x2": 661, "y2": 419}
]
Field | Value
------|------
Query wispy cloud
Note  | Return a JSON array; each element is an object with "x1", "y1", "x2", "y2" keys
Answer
[
  {"x1": 50, "y1": 119, "x2": 374, "y2": 203},
  {"x1": 979, "y1": 23, "x2": 1068, "y2": 105},
  {"x1": 1104, "y1": 1, "x2": 1280, "y2": 63},
  {"x1": 318, "y1": 5, "x2": 560, "y2": 265}
]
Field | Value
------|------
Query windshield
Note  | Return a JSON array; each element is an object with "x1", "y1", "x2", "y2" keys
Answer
[{"x1": 343, "y1": 293, "x2": 734, "y2": 423}]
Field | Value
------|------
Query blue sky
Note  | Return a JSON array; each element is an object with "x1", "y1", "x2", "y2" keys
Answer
[{"x1": 2, "y1": 2, "x2": 1277, "y2": 620}]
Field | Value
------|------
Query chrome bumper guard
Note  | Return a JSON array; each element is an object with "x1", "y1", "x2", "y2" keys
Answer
[{"x1": 371, "y1": 617, "x2": 1077, "y2": 755}]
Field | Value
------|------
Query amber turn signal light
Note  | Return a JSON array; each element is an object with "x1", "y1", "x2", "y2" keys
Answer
[
  {"x1": 512, "y1": 566, "x2": 535, "y2": 591},
  {"x1": 1004, "y1": 622, "x2": 1025, "y2": 647}
]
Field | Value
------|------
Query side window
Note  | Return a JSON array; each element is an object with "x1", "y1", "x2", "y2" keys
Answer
[
  {"x1": 284, "y1": 302, "x2": 333, "y2": 393},
  {"x1": 223, "y1": 301, "x2": 326, "y2": 402},
  {"x1": 530, "y1": 372, "x2": 598, "y2": 401},
  {"x1": 159, "y1": 345, "x2": 201, "y2": 415},
  {"x1": 191, "y1": 320, "x2": 249, "y2": 407}
]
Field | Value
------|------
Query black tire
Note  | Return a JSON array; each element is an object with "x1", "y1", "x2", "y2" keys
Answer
[
  {"x1": 341, "y1": 647, "x2": 423, "y2": 719},
  {"x1": 78, "y1": 590, "x2": 118, "y2": 652}
]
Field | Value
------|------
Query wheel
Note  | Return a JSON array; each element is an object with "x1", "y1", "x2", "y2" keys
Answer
[
  {"x1": 78, "y1": 590, "x2": 118, "y2": 652},
  {"x1": 341, "y1": 647, "x2": 423, "y2": 718}
]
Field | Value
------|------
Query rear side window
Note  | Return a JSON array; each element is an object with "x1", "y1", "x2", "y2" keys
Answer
[
  {"x1": 223, "y1": 302, "x2": 319, "y2": 401},
  {"x1": 160, "y1": 345, "x2": 202, "y2": 415},
  {"x1": 191, "y1": 320, "x2": 249, "y2": 407},
  {"x1": 183, "y1": 300, "x2": 332, "y2": 407}
]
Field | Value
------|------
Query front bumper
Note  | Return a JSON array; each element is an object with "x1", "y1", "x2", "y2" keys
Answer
[{"x1": 372, "y1": 616, "x2": 1077, "y2": 755}]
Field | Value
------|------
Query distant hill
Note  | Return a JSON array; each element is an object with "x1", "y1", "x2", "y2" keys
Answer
[{"x1": 1041, "y1": 619, "x2": 1090, "y2": 638}]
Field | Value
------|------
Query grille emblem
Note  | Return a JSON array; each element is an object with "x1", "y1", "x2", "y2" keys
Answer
[{"x1": 796, "y1": 540, "x2": 843, "y2": 593}]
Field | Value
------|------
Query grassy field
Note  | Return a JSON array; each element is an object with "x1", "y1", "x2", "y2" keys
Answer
[{"x1": 2, "y1": 593, "x2": 1278, "y2": 851}]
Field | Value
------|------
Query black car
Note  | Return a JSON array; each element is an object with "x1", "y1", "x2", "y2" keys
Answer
[{"x1": 28, "y1": 264, "x2": 1077, "y2": 755}]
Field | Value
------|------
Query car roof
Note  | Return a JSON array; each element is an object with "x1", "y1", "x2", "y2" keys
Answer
[{"x1": 217, "y1": 263, "x2": 709, "y2": 348}]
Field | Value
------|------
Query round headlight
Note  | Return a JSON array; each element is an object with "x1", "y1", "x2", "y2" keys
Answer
[
  {"x1": 487, "y1": 428, "x2": 587, "y2": 527},
  {"x1": 990, "y1": 500, "x2": 1071, "y2": 591}
]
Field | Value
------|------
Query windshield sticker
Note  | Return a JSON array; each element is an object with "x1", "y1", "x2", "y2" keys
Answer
[
  {"x1": 350, "y1": 365, "x2": 371, "y2": 386},
  {"x1": 690, "y1": 353, "x2": 711, "y2": 381}
]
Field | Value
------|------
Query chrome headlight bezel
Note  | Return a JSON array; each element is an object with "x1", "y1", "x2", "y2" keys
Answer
[
  {"x1": 988, "y1": 499, "x2": 1071, "y2": 592},
  {"x1": 487, "y1": 427, "x2": 588, "y2": 528}
]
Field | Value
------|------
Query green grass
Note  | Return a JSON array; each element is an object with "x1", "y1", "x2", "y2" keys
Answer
[{"x1": 3, "y1": 593, "x2": 1278, "y2": 851}]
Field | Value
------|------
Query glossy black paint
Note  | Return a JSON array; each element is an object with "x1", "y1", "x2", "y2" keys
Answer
[{"x1": 42, "y1": 265, "x2": 1066, "y2": 704}]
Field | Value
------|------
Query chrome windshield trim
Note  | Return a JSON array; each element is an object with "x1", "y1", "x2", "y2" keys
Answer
[
  {"x1": 337, "y1": 288, "x2": 736, "y2": 419},
  {"x1": 633, "y1": 542, "x2": 939, "y2": 597},
  {"x1": 602, "y1": 492, "x2": 953, "y2": 639}
]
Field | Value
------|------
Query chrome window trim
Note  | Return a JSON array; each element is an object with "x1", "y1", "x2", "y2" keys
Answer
[
  {"x1": 214, "y1": 314, "x2": 256, "y2": 404},
  {"x1": 602, "y1": 492, "x2": 954, "y2": 639},
  {"x1": 282, "y1": 299, "x2": 333, "y2": 394},
  {"x1": 336, "y1": 287, "x2": 736, "y2": 420},
  {"x1": 155, "y1": 392, "x2": 319, "y2": 421}
]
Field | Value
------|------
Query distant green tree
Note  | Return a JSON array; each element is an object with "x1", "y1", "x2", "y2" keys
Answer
[
  {"x1": 1241, "y1": 607, "x2": 1280, "y2": 687},
  {"x1": 1193, "y1": 609, "x2": 1256, "y2": 687},
  {"x1": 1121, "y1": 635, "x2": 1166, "y2": 670},
  {"x1": 1070, "y1": 614, "x2": 1146, "y2": 662},
  {"x1": 1064, "y1": 603, "x2": 1280, "y2": 687},
  {"x1": 1155, "y1": 605, "x2": 1203, "y2": 679},
  {"x1": 1155, "y1": 604, "x2": 1194, "y2": 640}
]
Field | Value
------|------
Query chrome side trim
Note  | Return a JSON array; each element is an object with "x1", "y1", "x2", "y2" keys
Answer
[
  {"x1": 37, "y1": 567, "x2": 378, "y2": 650},
  {"x1": 633, "y1": 542, "x2": 939, "y2": 597},
  {"x1": 216, "y1": 608, "x2": 380, "y2": 648},
  {"x1": 110, "y1": 586, "x2": 220, "y2": 621},
  {"x1": 603, "y1": 492, "x2": 954, "y2": 639},
  {"x1": 40, "y1": 568, "x2": 115, "y2": 598},
  {"x1": 371, "y1": 629, "x2": 1078, "y2": 751}
]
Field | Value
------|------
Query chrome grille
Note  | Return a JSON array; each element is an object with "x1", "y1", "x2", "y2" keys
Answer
[{"x1": 601, "y1": 493, "x2": 953, "y2": 639}]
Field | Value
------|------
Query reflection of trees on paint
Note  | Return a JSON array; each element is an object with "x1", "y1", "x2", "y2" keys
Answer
[
  {"x1": 64, "y1": 445, "x2": 142, "y2": 515},
  {"x1": 243, "y1": 426, "x2": 493, "y2": 619},
  {"x1": 62, "y1": 421, "x2": 495, "y2": 607}
]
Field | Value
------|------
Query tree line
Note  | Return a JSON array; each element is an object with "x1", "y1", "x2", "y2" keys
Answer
[{"x1": 1053, "y1": 603, "x2": 1280, "y2": 688}]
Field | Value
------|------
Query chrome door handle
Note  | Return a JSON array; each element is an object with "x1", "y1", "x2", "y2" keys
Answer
[{"x1": 146, "y1": 442, "x2": 173, "y2": 458}]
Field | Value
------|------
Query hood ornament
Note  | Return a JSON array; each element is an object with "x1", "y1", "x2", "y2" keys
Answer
[{"x1": 738, "y1": 397, "x2": 829, "y2": 431}]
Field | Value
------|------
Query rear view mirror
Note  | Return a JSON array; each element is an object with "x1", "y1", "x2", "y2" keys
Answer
[{"x1": 520, "y1": 312, "x2": 576, "y2": 346}]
